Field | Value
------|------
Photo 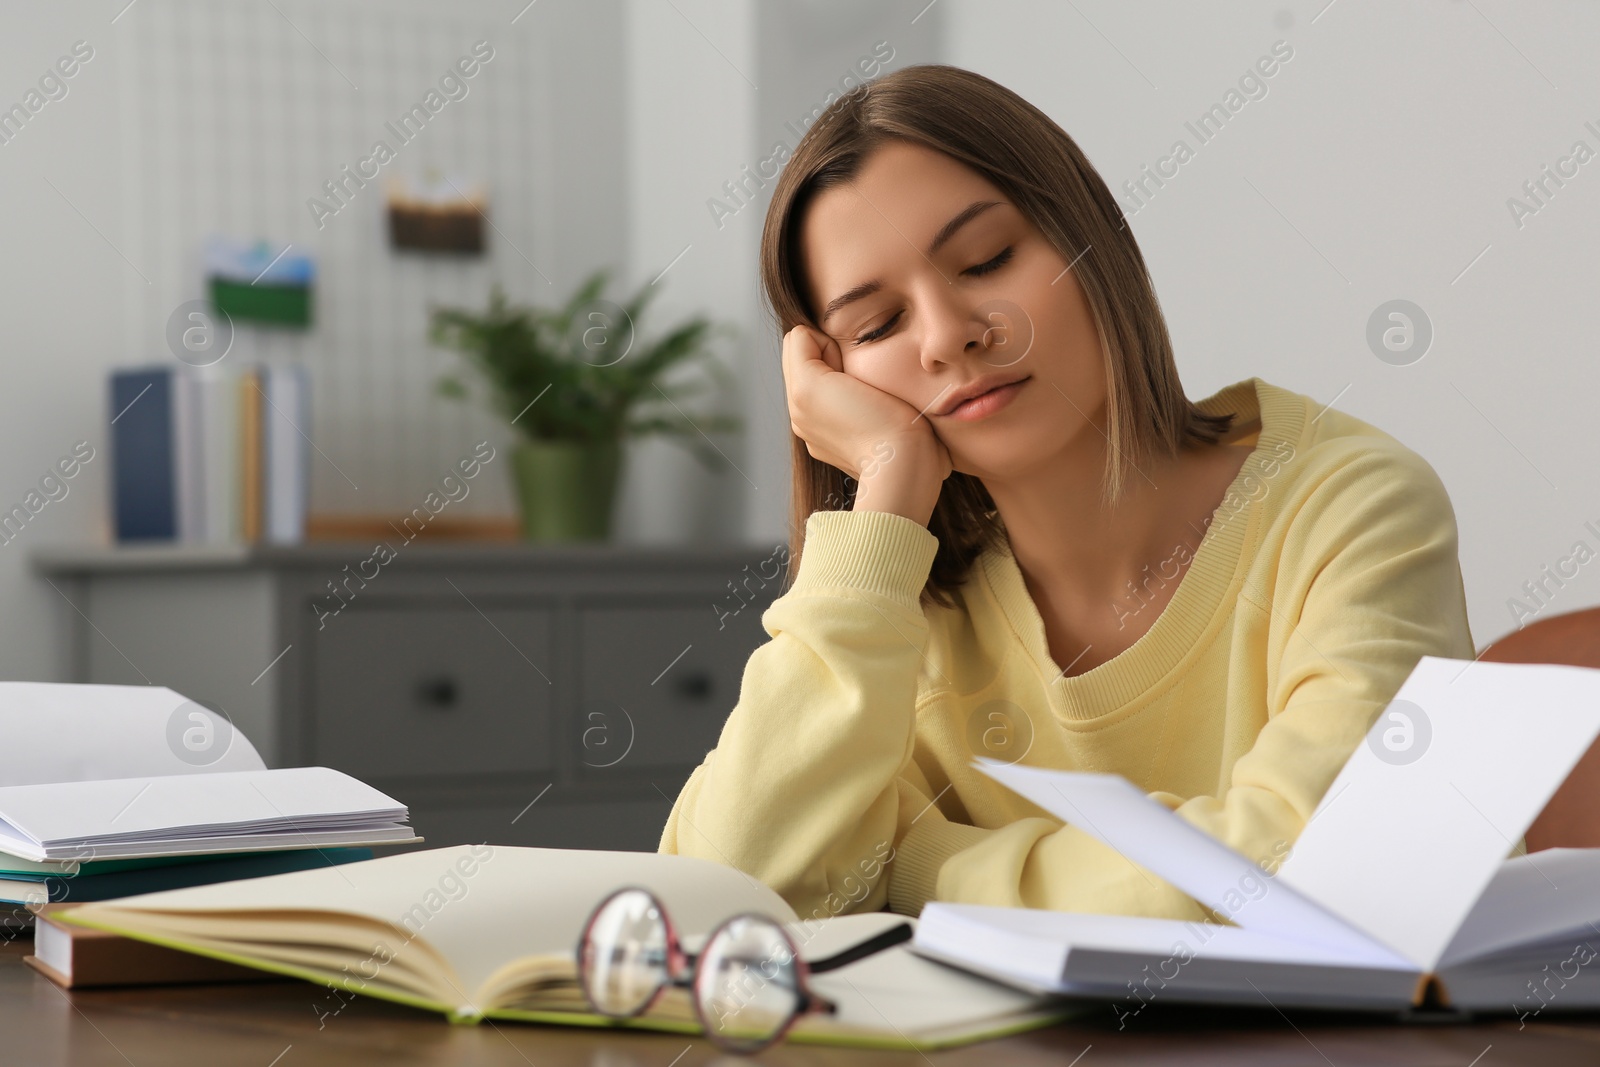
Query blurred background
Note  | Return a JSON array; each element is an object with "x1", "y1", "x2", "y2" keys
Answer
[{"x1": 1, "y1": 0, "x2": 1595, "y2": 847}]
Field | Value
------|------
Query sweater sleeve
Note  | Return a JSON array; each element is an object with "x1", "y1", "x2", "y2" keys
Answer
[
  {"x1": 657, "y1": 508, "x2": 941, "y2": 920},
  {"x1": 886, "y1": 442, "x2": 1479, "y2": 919}
]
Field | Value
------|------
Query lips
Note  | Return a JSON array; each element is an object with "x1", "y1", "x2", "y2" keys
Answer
[{"x1": 937, "y1": 375, "x2": 1031, "y2": 417}]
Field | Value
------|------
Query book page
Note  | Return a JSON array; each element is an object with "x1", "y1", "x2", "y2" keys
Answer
[
  {"x1": 0, "y1": 766, "x2": 403, "y2": 859},
  {"x1": 915, "y1": 903, "x2": 1423, "y2": 1011},
  {"x1": 792, "y1": 913, "x2": 1059, "y2": 1041},
  {"x1": 1275, "y1": 657, "x2": 1600, "y2": 970},
  {"x1": 65, "y1": 844, "x2": 797, "y2": 1010},
  {"x1": 918, "y1": 902, "x2": 1419, "y2": 977},
  {"x1": 0, "y1": 683, "x2": 263, "y2": 785},
  {"x1": 974, "y1": 760, "x2": 1400, "y2": 964},
  {"x1": 1439, "y1": 848, "x2": 1600, "y2": 968}
]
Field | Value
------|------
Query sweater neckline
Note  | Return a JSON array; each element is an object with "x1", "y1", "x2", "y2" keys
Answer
[{"x1": 978, "y1": 377, "x2": 1306, "y2": 721}]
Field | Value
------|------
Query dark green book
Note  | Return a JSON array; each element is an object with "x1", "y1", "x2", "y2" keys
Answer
[{"x1": 1, "y1": 848, "x2": 373, "y2": 907}]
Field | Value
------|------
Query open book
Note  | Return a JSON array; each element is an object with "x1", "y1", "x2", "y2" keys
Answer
[
  {"x1": 913, "y1": 656, "x2": 1600, "y2": 1019},
  {"x1": 57, "y1": 845, "x2": 1073, "y2": 1049},
  {"x1": 0, "y1": 682, "x2": 417, "y2": 862}
]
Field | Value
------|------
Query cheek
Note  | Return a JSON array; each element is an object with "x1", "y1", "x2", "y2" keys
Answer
[{"x1": 841, "y1": 351, "x2": 911, "y2": 400}]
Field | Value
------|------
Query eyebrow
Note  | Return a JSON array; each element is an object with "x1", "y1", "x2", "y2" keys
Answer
[{"x1": 818, "y1": 199, "x2": 1004, "y2": 327}]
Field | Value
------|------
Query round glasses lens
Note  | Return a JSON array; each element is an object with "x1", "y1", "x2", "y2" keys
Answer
[
  {"x1": 580, "y1": 888, "x2": 670, "y2": 1016},
  {"x1": 694, "y1": 916, "x2": 803, "y2": 1052}
]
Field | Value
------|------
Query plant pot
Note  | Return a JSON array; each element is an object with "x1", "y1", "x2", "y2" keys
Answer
[{"x1": 509, "y1": 439, "x2": 623, "y2": 542}]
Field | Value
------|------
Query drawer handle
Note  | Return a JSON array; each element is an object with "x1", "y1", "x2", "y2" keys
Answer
[
  {"x1": 673, "y1": 670, "x2": 713, "y2": 701},
  {"x1": 416, "y1": 676, "x2": 459, "y2": 710}
]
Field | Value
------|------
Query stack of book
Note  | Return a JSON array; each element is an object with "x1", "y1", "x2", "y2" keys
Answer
[
  {"x1": 0, "y1": 680, "x2": 417, "y2": 934},
  {"x1": 109, "y1": 363, "x2": 310, "y2": 545}
]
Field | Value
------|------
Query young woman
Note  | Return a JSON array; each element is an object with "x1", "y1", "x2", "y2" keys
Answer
[{"x1": 658, "y1": 64, "x2": 1475, "y2": 924}]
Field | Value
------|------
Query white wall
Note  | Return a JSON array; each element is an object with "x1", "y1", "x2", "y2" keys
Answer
[
  {"x1": 614, "y1": 0, "x2": 758, "y2": 546},
  {"x1": 0, "y1": 4, "x2": 127, "y2": 681},
  {"x1": 942, "y1": 0, "x2": 1600, "y2": 650}
]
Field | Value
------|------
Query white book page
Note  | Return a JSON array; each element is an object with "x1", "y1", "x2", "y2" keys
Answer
[
  {"x1": 0, "y1": 682, "x2": 264, "y2": 786},
  {"x1": 797, "y1": 914, "x2": 1051, "y2": 1039},
  {"x1": 1275, "y1": 657, "x2": 1600, "y2": 970},
  {"x1": 0, "y1": 767, "x2": 398, "y2": 857},
  {"x1": 1439, "y1": 848, "x2": 1600, "y2": 968},
  {"x1": 919, "y1": 903, "x2": 1417, "y2": 974},
  {"x1": 974, "y1": 760, "x2": 1400, "y2": 964},
  {"x1": 70, "y1": 844, "x2": 799, "y2": 1004}
]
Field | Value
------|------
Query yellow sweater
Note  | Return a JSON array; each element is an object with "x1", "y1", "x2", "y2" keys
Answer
[{"x1": 658, "y1": 377, "x2": 1478, "y2": 925}]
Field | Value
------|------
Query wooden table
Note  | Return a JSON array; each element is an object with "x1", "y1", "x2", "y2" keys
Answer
[{"x1": 8, "y1": 934, "x2": 1600, "y2": 1066}]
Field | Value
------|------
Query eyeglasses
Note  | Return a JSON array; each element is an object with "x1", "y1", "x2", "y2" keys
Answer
[{"x1": 575, "y1": 885, "x2": 913, "y2": 1054}]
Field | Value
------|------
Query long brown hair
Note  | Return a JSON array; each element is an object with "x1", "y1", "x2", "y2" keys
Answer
[{"x1": 759, "y1": 63, "x2": 1234, "y2": 610}]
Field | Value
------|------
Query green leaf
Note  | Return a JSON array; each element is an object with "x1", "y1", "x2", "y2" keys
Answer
[{"x1": 428, "y1": 271, "x2": 742, "y2": 452}]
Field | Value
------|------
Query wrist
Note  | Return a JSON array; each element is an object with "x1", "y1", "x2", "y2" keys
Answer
[{"x1": 852, "y1": 438, "x2": 944, "y2": 526}]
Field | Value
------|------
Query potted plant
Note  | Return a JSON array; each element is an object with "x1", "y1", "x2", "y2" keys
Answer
[{"x1": 430, "y1": 269, "x2": 740, "y2": 541}]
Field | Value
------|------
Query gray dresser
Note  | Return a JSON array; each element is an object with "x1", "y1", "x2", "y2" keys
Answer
[{"x1": 31, "y1": 541, "x2": 784, "y2": 852}]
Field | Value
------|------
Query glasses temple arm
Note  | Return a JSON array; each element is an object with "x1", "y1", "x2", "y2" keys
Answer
[{"x1": 804, "y1": 921, "x2": 914, "y2": 975}]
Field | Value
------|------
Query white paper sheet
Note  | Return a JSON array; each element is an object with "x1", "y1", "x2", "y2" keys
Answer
[{"x1": 0, "y1": 682, "x2": 264, "y2": 785}]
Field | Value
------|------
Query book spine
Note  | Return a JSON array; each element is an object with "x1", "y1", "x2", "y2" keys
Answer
[
  {"x1": 293, "y1": 364, "x2": 310, "y2": 541},
  {"x1": 173, "y1": 368, "x2": 202, "y2": 543},
  {"x1": 239, "y1": 368, "x2": 262, "y2": 543},
  {"x1": 264, "y1": 365, "x2": 309, "y2": 545},
  {"x1": 200, "y1": 369, "x2": 238, "y2": 544},
  {"x1": 109, "y1": 369, "x2": 177, "y2": 541}
]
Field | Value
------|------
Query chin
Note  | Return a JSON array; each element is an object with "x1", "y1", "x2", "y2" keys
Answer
[
  {"x1": 947, "y1": 450, "x2": 1020, "y2": 482},
  {"x1": 946, "y1": 429, "x2": 1067, "y2": 483}
]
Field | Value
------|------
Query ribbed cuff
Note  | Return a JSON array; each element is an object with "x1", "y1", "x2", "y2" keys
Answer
[
  {"x1": 790, "y1": 509, "x2": 940, "y2": 612},
  {"x1": 886, "y1": 817, "x2": 994, "y2": 916}
]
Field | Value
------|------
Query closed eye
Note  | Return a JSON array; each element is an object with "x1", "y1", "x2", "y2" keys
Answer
[
  {"x1": 850, "y1": 246, "x2": 1016, "y2": 346},
  {"x1": 963, "y1": 245, "x2": 1013, "y2": 277},
  {"x1": 852, "y1": 311, "x2": 900, "y2": 346}
]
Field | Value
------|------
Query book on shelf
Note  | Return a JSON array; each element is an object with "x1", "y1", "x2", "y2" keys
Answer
[
  {"x1": 0, "y1": 680, "x2": 417, "y2": 912},
  {"x1": 58, "y1": 845, "x2": 1075, "y2": 1050},
  {"x1": 109, "y1": 362, "x2": 308, "y2": 545},
  {"x1": 910, "y1": 656, "x2": 1600, "y2": 1019}
]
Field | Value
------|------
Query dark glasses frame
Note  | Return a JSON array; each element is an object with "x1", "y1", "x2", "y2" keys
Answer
[{"x1": 575, "y1": 885, "x2": 913, "y2": 1054}]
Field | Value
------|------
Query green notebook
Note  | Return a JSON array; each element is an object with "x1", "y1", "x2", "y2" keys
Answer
[{"x1": 60, "y1": 844, "x2": 1076, "y2": 1050}]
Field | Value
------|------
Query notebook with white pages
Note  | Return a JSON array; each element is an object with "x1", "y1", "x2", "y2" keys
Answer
[
  {"x1": 0, "y1": 682, "x2": 417, "y2": 862},
  {"x1": 912, "y1": 656, "x2": 1600, "y2": 1017}
]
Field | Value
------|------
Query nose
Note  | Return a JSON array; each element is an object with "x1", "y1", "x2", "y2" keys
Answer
[{"x1": 917, "y1": 281, "x2": 995, "y2": 373}]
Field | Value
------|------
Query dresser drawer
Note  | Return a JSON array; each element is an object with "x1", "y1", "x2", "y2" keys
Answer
[
  {"x1": 309, "y1": 604, "x2": 556, "y2": 777},
  {"x1": 577, "y1": 603, "x2": 762, "y2": 772}
]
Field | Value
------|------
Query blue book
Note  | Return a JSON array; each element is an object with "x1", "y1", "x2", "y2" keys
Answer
[{"x1": 109, "y1": 368, "x2": 178, "y2": 541}]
